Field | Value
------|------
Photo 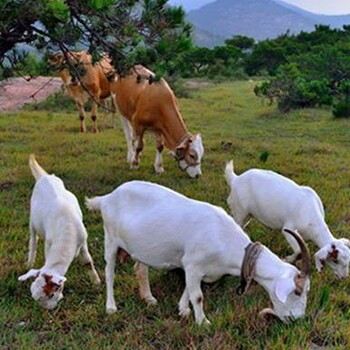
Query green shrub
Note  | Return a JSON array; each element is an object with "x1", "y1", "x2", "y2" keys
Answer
[
  {"x1": 24, "y1": 91, "x2": 77, "y2": 112},
  {"x1": 255, "y1": 63, "x2": 332, "y2": 112},
  {"x1": 332, "y1": 79, "x2": 350, "y2": 118},
  {"x1": 332, "y1": 101, "x2": 350, "y2": 118}
]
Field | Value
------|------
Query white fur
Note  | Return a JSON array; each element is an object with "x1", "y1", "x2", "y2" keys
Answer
[
  {"x1": 224, "y1": 160, "x2": 350, "y2": 278},
  {"x1": 86, "y1": 180, "x2": 310, "y2": 325},
  {"x1": 18, "y1": 155, "x2": 100, "y2": 309}
]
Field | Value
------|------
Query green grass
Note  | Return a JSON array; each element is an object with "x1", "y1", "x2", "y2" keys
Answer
[{"x1": 1, "y1": 81, "x2": 350, "y2": 349}]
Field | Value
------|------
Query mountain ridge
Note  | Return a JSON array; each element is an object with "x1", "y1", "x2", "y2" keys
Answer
[{"x1": 188, "y1": 0, "x2": 350, "y2": 46}]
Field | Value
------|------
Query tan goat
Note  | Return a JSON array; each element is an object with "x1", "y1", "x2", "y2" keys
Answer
[
  {"x1": 48, "y1": 51, "x2": 115, "y2": 133},
  {"x1": 110, "y1": 65, "x2": 204, "y2": 178}
]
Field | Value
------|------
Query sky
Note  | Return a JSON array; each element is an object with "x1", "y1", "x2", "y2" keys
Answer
[{"x1": 168, "y1": 0, "x2": 350, "y2": 15}]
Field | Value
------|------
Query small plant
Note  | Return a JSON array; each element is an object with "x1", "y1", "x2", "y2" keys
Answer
[
  {"x1": 332, "y1": 79, "x2": 350, "y2": 118},
  {"x1": 259, "y1": 150, "x2": 269, "y2": 162},
  {"x1": 24, "y1": 91, "x2": 77, "y2": 112},
  {"x1": 332, "y1": 102, "x2": 350, "y2": 118}
]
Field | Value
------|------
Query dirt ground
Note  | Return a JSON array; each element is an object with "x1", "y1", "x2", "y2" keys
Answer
[
  {"x1": 0, "y1": 76, "x2": 211, "y2": 112},
  {"x1": 0, "y1": 76, "x2": 62, "y2": 112}
]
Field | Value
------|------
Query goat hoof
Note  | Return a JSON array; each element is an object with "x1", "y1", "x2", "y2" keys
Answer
[
  {"x1": 106, "y1": 306, "x2": 117, "y2": 314},
  {"x1": 146, "y1": 296, "x2": 158, "y2": 306},
  {"x1": 155, "y1": 167, "x2": 164, "y2": 174},
  {"x1": 93, "y1": 276, "x2": 101, "y2": 285},
  {"x1": 179, "y1": 308, "x2": 191, "y2": 319},
  {"x1": 130, "y1": 162, "x2": 139, "y2": 170},
  {"x1": 199, "y1": 317, "x2": 211, "y2": 326}
]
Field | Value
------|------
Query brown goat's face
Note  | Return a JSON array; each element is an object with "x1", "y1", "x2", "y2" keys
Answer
[{"x1": 176, "y1": 134, "x2": 204, "y2": 178}]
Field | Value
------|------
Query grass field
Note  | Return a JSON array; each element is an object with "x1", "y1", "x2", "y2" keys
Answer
[{"x1": 1, "y1": 80, "x2": 350, "y2": 349}]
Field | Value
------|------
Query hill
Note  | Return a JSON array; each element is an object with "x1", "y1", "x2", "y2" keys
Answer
[
  {"x1": 192, "y1": 26, "x2": 226, "y2": 48},
  {"x1": 188, "y1": 0, "x2": 350, "y2": 45}
]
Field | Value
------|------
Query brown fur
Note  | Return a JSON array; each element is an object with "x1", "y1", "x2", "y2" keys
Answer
[
  {"x1": 48, "y1": 51, "x2": 113, "y2": 133},
  {"x1": 329, "y1": 245, "x2": 339, "y2": 262},
  {"x1": 294, "y1": 273, "x2": 305, "y2": 296},
  {"x1": 111, "y1": 65, "x2": 191, "y2": 151},
  {"x1": 43, "y1": 274, "x2": 61, "y2": 298},
  {"x1": 84, "y1": 262, "x2": 93, "y2": 270},
  {"x1": 117, "y1": 248, "x2": 130, "y2": 263}
]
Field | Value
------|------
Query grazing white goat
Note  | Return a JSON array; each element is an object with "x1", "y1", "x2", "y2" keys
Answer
[
  {"x1": 224, "y1": 160, "x2": 350, "y2": 279},
  {"x1": 18, "y1": 155, "x2": 101, "y2": 309},
  {"x1": 86, "y1": 180, "x2": 310, "y2": 325}
]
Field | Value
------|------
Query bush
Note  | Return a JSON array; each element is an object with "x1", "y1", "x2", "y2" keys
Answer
[
  {"x1": 332, "y1": 102, "x2": 350, "y2": 118},
  {"x1": 332, "y1": 79, "x2": 350, "y2": 118},
  {"x1": 254, "y1": 63, "x2": 332, "y2": 112},
  {"x1": 24, "y1": 90, "x2": 77, "y2": 112}
]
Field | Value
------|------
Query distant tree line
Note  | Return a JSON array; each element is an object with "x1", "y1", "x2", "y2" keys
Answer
[
  {"x1": 251, "y1": 25, "x2": 350, "y2": 118},
  {"x1": 174, "y1": 25, "x2": 350, "y2": 117},
  {"x1": 2, "y1": 0, "x2": 350, "y2": 117}
]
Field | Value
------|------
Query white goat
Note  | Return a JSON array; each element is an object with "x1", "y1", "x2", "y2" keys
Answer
[
  {"x1": 224, "y1": 160, "x2": 350, "y2": 279},
  {"x1": 86, "y1": 180, "x2": 310, "y2": 325},
  {"x1": 18, "y1": 155, "x2": 101, "y2": 309}
]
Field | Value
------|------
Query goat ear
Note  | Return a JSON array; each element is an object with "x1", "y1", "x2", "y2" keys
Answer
[
  {"x1": 176, "y1": 142, "x2": 187, "y2": 159},
  {"x1": 43, "y1": 272, "x2": 66, "y2": 285},
  {"x1": 18, "y1": 269, "x2": 40, "y2": 281},
  {"x1": 340, "y1": 238, "x2": 350, "y2": 248},
  {"x1": 274, "y1": 277, "x2": 295, "y2": 303},
  {"x1": 314, "y1": 246, "x2": 328, "y2": 272}
]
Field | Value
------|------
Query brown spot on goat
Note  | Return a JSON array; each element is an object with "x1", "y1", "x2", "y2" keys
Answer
[
  {"x1": 42, "y1": 274, "x2": 61, "y2": 298},
  {"x1": 85, "y1": 262, "x2": 93, "y2": 270},
  {"x1": 294, "y1": 273, "x2": 304, "y2": 296},
  {"x1": 117, "y1": 248, "x2": 130, "y2": 263},
  {"x1": 329, "y1": 245, "x2": 339, "y2": 262}
]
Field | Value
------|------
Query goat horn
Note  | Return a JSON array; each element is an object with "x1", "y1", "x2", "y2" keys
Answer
[
  {"x1": 284, "y1": 229, "x2": 311, "y2": 277},
  {"x1": 258, "y1": 308, "x2": 279, "y2": 320}
]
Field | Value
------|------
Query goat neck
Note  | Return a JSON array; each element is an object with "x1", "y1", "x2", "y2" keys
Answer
[
  {"x1": 59, "y1": 69, "x2": 71, "y2": 85},
  {"x1": 159, "y1": 108, "x2": 190, "y2": 151},
  {"x1": 310, "y1": 220, "x2": 335, "y2": 248},
  {"x1": 41, "y1": 219, "x2": 84, "y2": 276},
  {"x1": 253, "y1": 247, "x2": 292, "y2": 285}
]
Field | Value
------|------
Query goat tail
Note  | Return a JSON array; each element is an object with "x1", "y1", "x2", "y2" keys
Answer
[
  {"x1": 29, "y1": 154, "x2": 48, "y2": 181},
  {"x1": 85, "y1": 196, "x2": 102, "y2": 212},
  {"x1": 224, "y1": 159, "x2": 237, "y2": 185}
]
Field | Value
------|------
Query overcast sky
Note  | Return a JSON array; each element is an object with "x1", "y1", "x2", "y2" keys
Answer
[{"x1": 168, "y1": 0, "x2": 350, "y2": 15}]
